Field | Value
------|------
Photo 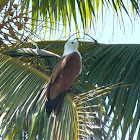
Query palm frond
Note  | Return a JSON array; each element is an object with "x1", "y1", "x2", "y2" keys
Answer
[
  {"x1": 0, "y1": 54, "x2": 112, "y2": 139},
  {"x1": 21, "y1": 0, "x2": 140, "y2": 35},
  {"x1": 80, "y1": 43, "x2": 140, "y2": 139},
  {"x1": 0, "y1": 55, "x2": 49, "y2": 139},
  {"x1": 1, "y1": 41, "x2": 139, "y2": 139}
]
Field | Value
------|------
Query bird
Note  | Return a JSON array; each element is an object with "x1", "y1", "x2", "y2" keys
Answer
[{"x1": 45, "y1": 39, "x2": 82, "y2": 117}]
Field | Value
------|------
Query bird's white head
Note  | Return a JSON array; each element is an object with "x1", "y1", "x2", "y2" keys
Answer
[{"x1": 62, "y1": 40, "x2": 79, "y2": 56}]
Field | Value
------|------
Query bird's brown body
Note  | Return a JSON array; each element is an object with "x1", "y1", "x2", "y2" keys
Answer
[{"x1": 46, "y1": 52, "x2": 81, "y2": 116}]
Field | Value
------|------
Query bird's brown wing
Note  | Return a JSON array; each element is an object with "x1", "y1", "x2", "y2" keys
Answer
[{"x1": 46, "y1": 52, "x2": 81, "y2": 100}]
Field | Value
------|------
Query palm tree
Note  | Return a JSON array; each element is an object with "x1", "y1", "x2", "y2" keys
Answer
[{"x1": 0, "y1": 0, "x2": 140, "y2": 140}]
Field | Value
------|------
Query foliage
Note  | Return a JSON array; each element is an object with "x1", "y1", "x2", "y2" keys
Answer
[
  {"x1": 1, "y1": 41, "x2": 140, "y2": 139},
  {"x1": 0, "y1": 0, "x2": 32, "y2": 50},
  {"x1": 79, "y1": 42, "x2": 140, "y2": 140},
  {"x1": 29, "y1": 0, "x2": 140, "y2": 34},
  {"x1": 0, "y1": 0, "x2": 140, "y2": 140},
  {"x1": 0, "y1": 54, "x2": 111, "y2": 140}
]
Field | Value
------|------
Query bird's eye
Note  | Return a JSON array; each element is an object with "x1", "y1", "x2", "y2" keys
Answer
[{"x1": 71, "y1": 42, "x2": 74, "y2": 44}]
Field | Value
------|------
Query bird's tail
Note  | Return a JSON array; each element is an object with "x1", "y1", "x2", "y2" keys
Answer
[
  {"x1": 45, "y1": 95, "x2": 60, "y2": 117},
  {"x1": 45, "y1": 92, "x2": 66, "y2": 117}
]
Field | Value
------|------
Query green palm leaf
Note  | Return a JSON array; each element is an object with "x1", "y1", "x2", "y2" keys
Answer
[
  {"x1": 20, "y1": 0, "x2": 140, "y2": 35},
  {"x1": 2, "y1": 41, "x2": 139, "y2": 139},
  {"x1": 79, "y1": 43, "x2": 140, "y2": 139},
  {"x1": 1, "y1": 54, "x2": 111, "y2": 139}
]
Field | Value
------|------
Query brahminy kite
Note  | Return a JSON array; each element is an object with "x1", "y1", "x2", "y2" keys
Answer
[{"x1": 46, "y1": 40, "x2": 82, "y2": 117}]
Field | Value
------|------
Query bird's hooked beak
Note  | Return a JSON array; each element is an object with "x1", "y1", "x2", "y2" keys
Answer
[{"x1": 74, "y1": 38, "x2": 81, "y2": 48}]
